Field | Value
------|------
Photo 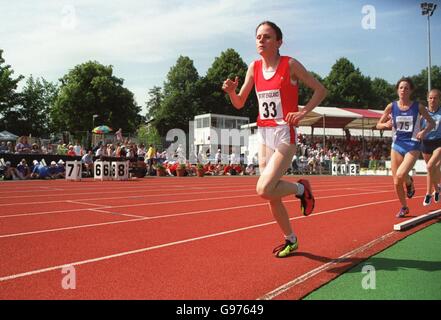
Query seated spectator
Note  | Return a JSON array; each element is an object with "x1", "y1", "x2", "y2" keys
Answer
[
  {"x1": 57, "y1": 160, "x2": 66, "y2": 179},
  {"x1": 165, "y1": 161, "x2": 178, "y2": 176},
  {"x1": 81, "y1": 150, "x2": 94, "y2": 177},
  {"x1": 30, "y1": 143, "x2": 41, "y2": 154},
  {"x1": 15, "y1": 136, "x2": 31, "y2": 154},
  {"x1": 203, "y1": 162, "x2": 216, "y2": 176},
  {"x1": 57, "y1": 143, "x2": 68, "y2": 155},
  {"x1": 31, "y1": 161, "x2": 50, "y2": 179},
  {"x1": 73, "y1": 142, "x2": 82, "y2": 156},
  {"x1": 2, "y1": 161, "x2": 20, "y2": 180},
  {"x1": 0, "y1": 142, "x2": 8, "y2": 153},
  {"x1": 48, "y1": 161, "x2": 59, "y2": 179},
  {"x1": 67, "y1": 145, "x2": 76, "y2": 157},
  {"x1": 245, "y1": 163, "x2": 256, "y2": 175},
  {"x1": 6, "y1": 141, "x2": 14, "y2": 153},
  {"x1": 16, "y1": 159, "x2": 31, "y2": 179}
]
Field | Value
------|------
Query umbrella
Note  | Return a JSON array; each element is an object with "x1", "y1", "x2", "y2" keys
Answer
[{"x1": 92, "y1": 125, "x2": 113, "y2": 134}]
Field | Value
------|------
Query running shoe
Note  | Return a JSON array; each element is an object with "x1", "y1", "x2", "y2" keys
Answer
[
  {"x1": 396, "y1": 206, "x2": 409, "y2": 218},
  {"x1": 433, "y1": 186, "x2": 440, "y2": 203},
  {"x1": 406, "y1": 176, "x2": 415, "y2": 199},
  {"x1": 296, "y1": 179, "x2": 315, "y2": 216},
  {"x1": 273, "y1": 239, "x2": 298, "y2": 258},
  {"x1": 423, "y1": 194, "x2": 432, "y2": 206}
]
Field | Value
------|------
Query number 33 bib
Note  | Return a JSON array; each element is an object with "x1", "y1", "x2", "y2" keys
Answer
[{"x1": 258, "y1": 89, "x2": 283, "y2": 120}]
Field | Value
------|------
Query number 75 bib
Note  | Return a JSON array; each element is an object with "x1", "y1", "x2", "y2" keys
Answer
[
  {"x1": 395, "y1": 116, "x2": 413, "y2": 132},
  {"x1": 258, "y1": 89, "x2": 283, "y2": 120}
]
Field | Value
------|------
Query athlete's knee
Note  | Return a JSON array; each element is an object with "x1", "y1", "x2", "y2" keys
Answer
[
  {"x1": 395, "y1": 171, "x2": 407, "y2": 183},
  {"x1": 256, "y1": 181, "x2": 274, "y2": 199}
]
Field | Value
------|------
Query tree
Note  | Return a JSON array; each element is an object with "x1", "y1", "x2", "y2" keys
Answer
[
  {"x1": 15, "y1": 76, "x2": 58, "y2": 137},
  {"x1": 298, "y1": 71, "x2": 324, "y2": 106},
  {"x1": 0, "y1": 49, "x2": 24, "y2": 132},
  {"x1": 412, "y1": 65, "x2": 441, "y2": 103},
  {"x1": 51, "y1": 61, "x2": 141, "y2": 136},
  {"x1": 370, "y1": 78, "x2": 395, "y2": 110},
  {"x1": 151, "y1": 56, "x2": 201, "y2": 137},
  {"x1": 203, "y1": 48, "x2": 257, "y2": 119},
  {"x1": 136, "y1": 124, "x2": 162, "y2": 147},
  {"x1": 145, "y1": 86, "x2": 163, "y2": 122},
  {"x1": 323, "y1": 57, "x2": 374, "y2": 108}
]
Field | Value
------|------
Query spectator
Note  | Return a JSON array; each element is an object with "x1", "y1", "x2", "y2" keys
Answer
[
  {"x1": 30, "y1": 143, "x2": 40, "y2": 154},
  {"x1": 57, "y1": 143, "x2": 68, "y2": 155},
  {"x1": 31, "y1": 161, "x2": 50, "y2": 179},
  {"x1": 67, "y1": 145, "x2": 76, "y2": 157},
  {"x1": 0, "y1": 142, "x2": 8, "y2": 153},
  {"x1": 15, "y1": 136, "x2": 31, "y2": 154},
  {"x1": 56, "y1": 160, "x2": 66, "y2": 179},
  {"x1": 215, "y1": 149, "x2": 222, "y2": 164},
  {"x1": 145, "y1": 144, "x2": 156, "y2": 175},
  {"x1": 2, "y1": 161, "x2": 20, "y2": 180},
  {"x1": 73, "y1": 142, "x2": 82, "y2": 156},
  {"x1": 137, "y1": 143, "x2": 146, "y2": 160},
  {"x1": 48, "y1": 161, "x2": 59, "y2": 179},
  {"x1": 115, "y1": 128, "x2": 123, "y2": 142},
  {"x1": 81, "y1": 150, "x2": 94, "y2": 177},
  {"x1": 16, "y1": 159, "x2": 31, "y2": 179}
]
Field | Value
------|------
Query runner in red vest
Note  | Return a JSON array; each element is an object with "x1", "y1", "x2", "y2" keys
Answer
[{"x1": 222, "y1": 21, "x2": 327, "y2": 258}]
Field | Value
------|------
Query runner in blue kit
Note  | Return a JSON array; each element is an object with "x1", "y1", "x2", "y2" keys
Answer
[
  {"x1": 377, "y1": 78, "x2": 435, "y2": 217},
  {"x1": 420, "y1": 89, "x2": 441, "y2": 206}
]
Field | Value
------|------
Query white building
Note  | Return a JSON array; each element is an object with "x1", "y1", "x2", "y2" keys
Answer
[{"x1": 193, "y1": 113, "x2": 249, "y2": 163}]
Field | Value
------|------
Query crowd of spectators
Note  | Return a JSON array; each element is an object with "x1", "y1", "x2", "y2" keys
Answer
[
  {"x1": 1, "y1": 134, "x2": 393, "y2": 180},
  {"x1": 292, "y1": 134, "x2": 391, "y2": 175},
  {"x1": 0, "y1": 158, "x2": 66, "y2": 180}
]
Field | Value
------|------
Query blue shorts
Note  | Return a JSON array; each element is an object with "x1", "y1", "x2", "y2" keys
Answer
[{"x1": 392, "y1": 140, "x2": 421, "y2": 156}]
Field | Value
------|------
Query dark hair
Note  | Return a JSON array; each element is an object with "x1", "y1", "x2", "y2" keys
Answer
[
  {"x1": 256, "y1": 21, "x2": 283, "y2": 40},
  {"x1": 395, "y1": 77, "x2": 415, "y2": 91}
]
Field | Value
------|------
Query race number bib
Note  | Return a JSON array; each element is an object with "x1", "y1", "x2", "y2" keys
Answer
[
  {"x1": 258, "y1": 89, "x2": 283, "y2": 120},
  {"x1": 432, "y1": 120, "x2": 440, "y2": 132},
  {"x1": 395, "y1": 116, "x2": 413, "y2": 132}
]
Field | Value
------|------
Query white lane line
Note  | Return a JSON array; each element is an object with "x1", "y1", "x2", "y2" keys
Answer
[
  {"x1": 0, "y1": 193, "x2": 258, "y2": 219},
  {"x1": 0, "y1": 217, "x2": 148, "y2": 239},
  {"x1": 66, "y1": 200, "x2": 104, "y2": 207},
  {"x1": 88, "y1": 209, "x2": 146, "y2": 219},
  {"x1": 0, "y1": 181, "x2": 395, "y2": 199},
  {"x1": 0, "y1": 187, "x2": 255, "y2": 206},
  {"x1": 257, "y1": 231, "x2": 397, "y2": 300},
  {"x1": 0, "y1": 183, "x2": 257, "y2": 199},
  {"x1": 0, "y1": 189, "x2": 393, "y2": 219},
  {"x1": 0, "y1": 198, "x2": 399, "y2": 282}
]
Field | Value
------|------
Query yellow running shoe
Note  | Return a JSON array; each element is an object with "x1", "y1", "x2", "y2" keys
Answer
[{"x1": 273, "y1": 239, "x2": 298, "y2": 258}]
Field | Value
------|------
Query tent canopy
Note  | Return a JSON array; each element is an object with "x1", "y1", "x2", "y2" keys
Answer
[
  {"x1": 299, "y1": 106, "x2": 384, "y2": 130},
  {"x1": 0, "y1": 130, "x2": 18, "y2": 141}
]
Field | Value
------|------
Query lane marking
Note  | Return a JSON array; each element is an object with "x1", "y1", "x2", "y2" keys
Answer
[
  {"x1": 0, "y1": 189, "x2": 393, "y2": 219},
  {"x1": 0, "y1": 198, "x2": 400, "y2": 281}
]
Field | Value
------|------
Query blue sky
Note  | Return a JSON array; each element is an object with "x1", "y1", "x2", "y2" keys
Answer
[{"x1": 1, "y1": 0, "x2": 440, "y2": 113}]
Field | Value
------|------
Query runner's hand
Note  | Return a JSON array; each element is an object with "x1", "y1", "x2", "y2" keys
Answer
[
  {"x1": 222, "y1": 77, "x2": 239, "y2": 93},
  {"x1": 286, "y1": 111, "x2": 306, "y2": 126}
]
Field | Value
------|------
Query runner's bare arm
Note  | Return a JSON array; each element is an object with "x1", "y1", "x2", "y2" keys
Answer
[
  {"x1": 222, "y1": 62, "x2": 255, "y2": 109},
  {"x1": 285, "y1": 58, "x2": 327, "y2": 126},
  {"x1": 376, "y1": 103, "x2": 393, "y2": 130},
  {"x1": 416, "y1": 103, "x2": 436, "y2": 140}
]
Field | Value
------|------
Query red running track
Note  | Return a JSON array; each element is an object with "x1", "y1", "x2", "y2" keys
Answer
[{"x1": 0, "y1": 176, "x2": 438, "y2": 299}]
